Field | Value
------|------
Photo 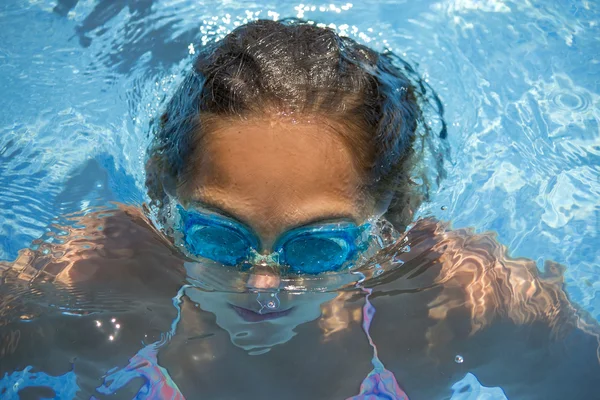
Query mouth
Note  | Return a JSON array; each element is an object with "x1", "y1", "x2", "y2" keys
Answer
[{"x1": 230, "y1": 304, "x2": 293, "y2": 322}]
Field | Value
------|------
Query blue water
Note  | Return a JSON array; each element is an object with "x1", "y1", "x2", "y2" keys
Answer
[
  {"x1": 0, "y1": 0, "x2": 598, "y2": 399},
  {"x1": 1, "y1": 0, "x2": 597, "y2": 312}
]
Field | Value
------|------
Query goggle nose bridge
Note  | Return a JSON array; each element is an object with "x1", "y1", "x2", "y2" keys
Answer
[{"x1": 247, "y1": 248, "x2": 281, "y2": 266}]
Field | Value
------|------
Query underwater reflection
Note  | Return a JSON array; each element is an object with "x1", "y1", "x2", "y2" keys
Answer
[
  {"x1": 179, "y1": 247, "x2": 375, "y2": 355},
  {"x1": 181, "y1": 260, "x2": 364, "y2": 355},
  {"x1": 1, "y1": 209, "x2": 600, "y2": 399},
  {"x1": 185, "y1": 287, "x2": 336, "y2": 355}
]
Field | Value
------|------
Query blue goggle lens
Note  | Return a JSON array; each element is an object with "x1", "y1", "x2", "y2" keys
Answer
[
  {"x1": 184, "y1": 225, "x2": 252, "y2": 266},
  {"x1": 177, "y1": 206, "x2": 368, "y2": 274},
  {"x1": 280, "y1": 237, "x2": 353, "y2": 274}
]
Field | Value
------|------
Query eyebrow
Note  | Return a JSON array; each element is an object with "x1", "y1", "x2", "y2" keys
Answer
[
  {"x1": 286, "y1": 213, "x2": 358, "y2": 230},
  {"x1": 186, "y1": 198, "x2": 359, "y2": 233},
  {"x1": 186, "y1": 199, "x2": 254, "y2": 228}
]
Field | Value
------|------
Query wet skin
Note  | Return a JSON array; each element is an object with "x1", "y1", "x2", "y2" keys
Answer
[
  {"x1": 1, "y1": 119, "x2": 600, "y2": 398},
  {"x1": 178, "y1": 117, "x2": 372, "y2": 251},
  {"x1": 2, "y1": 207, "x2": 600, "y2": 399},
  {"x1": 174, "y1": 118, "x2": 373, "y2": 342},
  {"x1": 2, "y1": 209, "x2": 600, "y2": 399}
]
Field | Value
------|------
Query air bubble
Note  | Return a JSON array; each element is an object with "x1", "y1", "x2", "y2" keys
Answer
[
  {"x1": 455, "y1": 355, "x2": 464, "y2": 364},
  {"x1": 257, "y1": 291, "x2": 280, "y2": 311}
]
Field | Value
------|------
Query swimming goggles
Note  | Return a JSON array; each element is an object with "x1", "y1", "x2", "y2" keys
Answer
[{"x1": 175, "y1": 205, "x2": 375, "y2": 275}]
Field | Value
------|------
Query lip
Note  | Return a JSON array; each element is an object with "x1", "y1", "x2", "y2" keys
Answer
[{"x1": 230, "y1": 304, "x2": 293, "y2": 322}]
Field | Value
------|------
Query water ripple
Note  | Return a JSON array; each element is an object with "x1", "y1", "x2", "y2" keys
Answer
[{"x1": 0, "y1": 0, "x2": 598, "y2": 315}]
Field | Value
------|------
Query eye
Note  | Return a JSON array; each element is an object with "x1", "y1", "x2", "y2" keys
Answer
[
  {"x1": 282, "y1": 237, "x2": 352, "y2": 274},
  {"x1": 184, "y1": 225, "x2": 253, "y2": 266}
]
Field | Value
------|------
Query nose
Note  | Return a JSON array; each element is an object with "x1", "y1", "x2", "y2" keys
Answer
[
  {"x1": 247, "y1": 264, "x2": 281, "y2": 290},
  {"x1": 248, "y1": 247, "x2": 280, "y2": 265},
  {"x1": 247, "y1": 264, "x2": 282, "y2": 312}
]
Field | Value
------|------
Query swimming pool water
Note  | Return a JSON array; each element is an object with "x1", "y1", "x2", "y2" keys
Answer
[
  {"x1": 0, "y1": 0, "x2": 598, "y2": 398},
  {"x1": 1, "y1": 0, "x2": 596, "y2": 315}
]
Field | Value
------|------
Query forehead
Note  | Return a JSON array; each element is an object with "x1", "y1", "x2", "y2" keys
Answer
[
  {"x1": 179, "y1": 118, "x2": 369, "y2": 240},
  {"x1": 196, "y1": 119, "x2": 360, "y2": 187}
]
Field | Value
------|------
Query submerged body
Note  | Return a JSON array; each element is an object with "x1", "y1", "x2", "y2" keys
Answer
[{"x1": 1, "y1": 208, "x2": 599, "y2": 399}]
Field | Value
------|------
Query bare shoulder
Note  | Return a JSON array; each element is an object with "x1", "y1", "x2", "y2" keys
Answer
[
  {"x1": 421, "y1": 220, "x2": 590, "y2": 338},
  {"x1": 1, "y1": 204, "x2": 183, "y2": 285}
]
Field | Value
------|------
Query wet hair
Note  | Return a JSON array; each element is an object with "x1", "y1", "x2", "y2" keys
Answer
[{"x1": 146, "y1": 18, "x2": 446, "y2": 230}]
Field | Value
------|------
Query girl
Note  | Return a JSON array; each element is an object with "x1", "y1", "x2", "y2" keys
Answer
[{"x1": 1, "y1": 19, "x2": 598, "y2": 400}]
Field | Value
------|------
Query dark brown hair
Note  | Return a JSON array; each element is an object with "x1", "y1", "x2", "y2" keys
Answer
[{"x1": 146, "y1": 18, "x2": 446, "y2": 230}]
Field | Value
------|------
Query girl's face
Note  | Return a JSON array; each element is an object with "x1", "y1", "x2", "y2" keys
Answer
[
  {"x1": 178, "y1": 118, "x2": 373, "y2": 251},
  {"x1": 175, "y1": 118, "x2": 373, "y2": 353}
]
